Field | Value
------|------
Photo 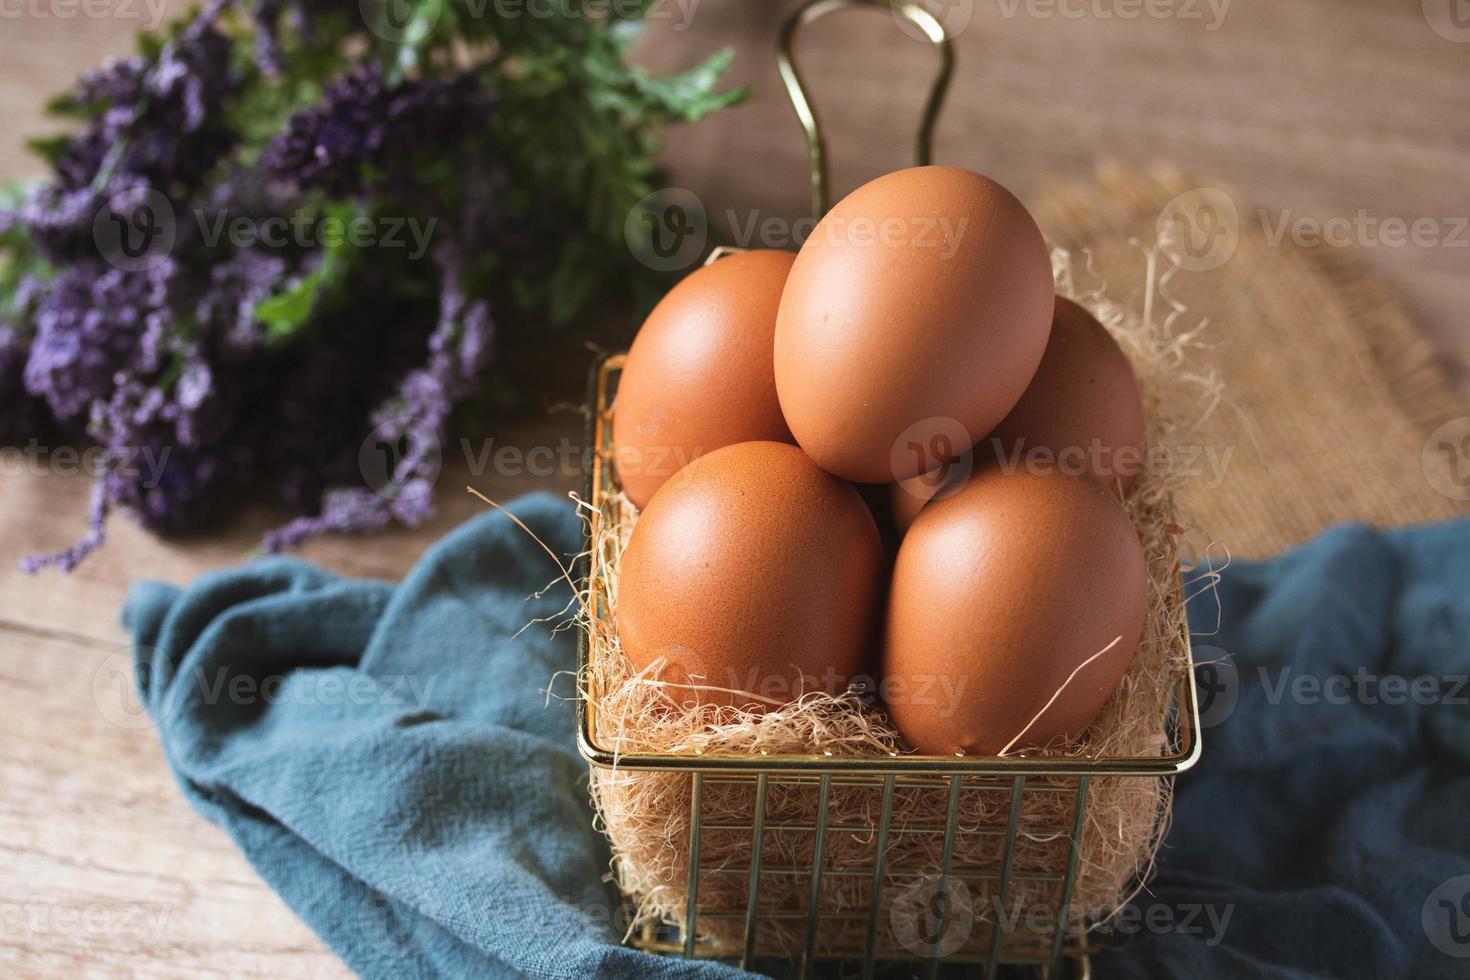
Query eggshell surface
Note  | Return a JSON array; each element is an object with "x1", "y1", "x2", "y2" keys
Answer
[
  {"x1": 984, "y1": 297, "x2": 1147, "y2": 492},
  {"x1": 613, "y1": 249, "x2": 796, "y2": 508},
  {"x1": 617, "y1": 441, "x2": 884, "y2": 709},
  {"x1": 882, "y1": 466, "x2": 1148, "y2": 755},
  {"x1": 774, "y1": 166, "x2": 1054, "y2": 484}
]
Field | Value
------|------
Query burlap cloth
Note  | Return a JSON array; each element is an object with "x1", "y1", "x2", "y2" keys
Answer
[{"x1": 1033, "y1": 165, "x2": 1469, "y2": 558}]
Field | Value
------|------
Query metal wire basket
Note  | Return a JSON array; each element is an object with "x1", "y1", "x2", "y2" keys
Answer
[
  {"x1": 575, "y1": 2, "x2": 1203, "y2": 976},
  {"x1": 578, "y1": 357, "x2": 1202, "y2": 979}
]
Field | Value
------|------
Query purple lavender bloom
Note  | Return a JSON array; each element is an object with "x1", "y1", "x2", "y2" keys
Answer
[
  {"x1": 11, "y1": 184, "x2": 107, "y2": 262},
  {"x1": 18, "y1": 475, "x2": 110, "y2": 574},
  {"x1": 260, "y1": 487, "x2": 394, "y2": 552},
  {"x1": 260, "y1": 64, "x2": 391, "y2": 197},
  {"x1": 5, "y1": 5, "x2": 239, "y2": 268},
  {"x1": 196, "y1": 248, "x2": 291, "y2": 354},
  {"x1": 261, "y1": 64, "x2": 495, "y2": 198},
  {"x1": 21, "y1": 262, "x2": 170, "y2": 423},
  {"x1": 83, "y1": 366, "x2": 235, "y2": 537},
  {"x1": 55, "y1": 57, "x2": 149, "y2": 191},
  {"x1": 261, "y1": 245, "x2": 495, "y2": 550},
  {"x1": 40, "y1": 10, "x2": 236, "y2": 207},
  {"x1": 248, "y1": 0, "x2": 334, "y2": 76}
]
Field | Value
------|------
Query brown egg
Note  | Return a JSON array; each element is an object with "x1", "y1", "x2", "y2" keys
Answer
[
  {"x1": 774, "y1": 166, "x2": 1054, "y2": 484},
  {"x1": 617, "y1": 441, "x2": 884, "y2": 709},
  {"x1": 882, "y1": 466, "x2": 1148, "y2": 755},
  {"x1": 984, "y1": 297, "x2": 1147, "y2": 493},
  {"x1": 612, "y1": 249, "x2": 796, "y2": 508}
]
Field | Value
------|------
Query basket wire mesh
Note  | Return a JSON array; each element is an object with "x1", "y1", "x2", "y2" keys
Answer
[{"x1": 578, "y1": 353, "x2": 1201, "y2": 977}]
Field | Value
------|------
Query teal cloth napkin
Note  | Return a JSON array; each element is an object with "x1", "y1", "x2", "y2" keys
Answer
[
  {"x1": 1093, "y1": 519, "x2": 1470, "y2": 980},
  {"x1": 123, "y1": 493, "x2": 740, "y2": 979},
  {"x1": 124, "y1": 494, "x2": 1470, "y2": 978}
]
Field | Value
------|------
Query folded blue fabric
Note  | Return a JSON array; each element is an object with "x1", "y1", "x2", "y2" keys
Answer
[
  {"x1": 124, "y1": 498, "x2": 1470, "y2": 979},
  {"x1": 1093, "y1": 520, "x2": 1470, "y2": 980},
  {"x1": 124, "y1": 494, "x2": 740, "y2": 979}
]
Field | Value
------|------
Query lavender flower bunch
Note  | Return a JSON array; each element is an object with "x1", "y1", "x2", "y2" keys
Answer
[{"x1": 0, "y1": 0, "x2": 741, "y2": 570}]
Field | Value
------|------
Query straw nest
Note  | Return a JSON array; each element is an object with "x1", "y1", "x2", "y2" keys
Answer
[{"x1": 577, "y1": 244, "x2": 1220, "y2": 961}]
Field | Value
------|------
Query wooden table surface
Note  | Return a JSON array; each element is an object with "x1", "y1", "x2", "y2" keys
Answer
[{"x1": 2, "y1": 1, "x2": 1467, "y2": 975}]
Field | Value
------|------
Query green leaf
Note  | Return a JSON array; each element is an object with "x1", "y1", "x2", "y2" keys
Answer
[
  {"x1": 24, "y1": 135, "x2": 72, "y2": 167},
  {"x1": 255, "y1": 275, "x2": 324, "y2": 341},
  {"x1": 625, "y1": 47, "x2": 749, "y2": 122},
  {"x1": 547, "y1": 240, "x2": 603, "y2": 326},
  {"x1": 0, "y1": 180, "x2": 28, "y2": 211},
  {"x1": 0, "y1": 187, "x2": 51, "y2": 328},
  {"x1": 252, "y1": 202, "x2": 362, "y2": 342},
  {"x1": 605, "y1": 14, "x2": 647, "y2": 52},
  {"x1": 43, "y1": 92, "x2": 84, "y2": 117},
  {"x1": 136, "y1": 28, "x2": 163, "y2": 61}
]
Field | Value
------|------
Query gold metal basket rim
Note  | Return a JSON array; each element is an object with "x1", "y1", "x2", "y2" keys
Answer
[{"x1": 575, "y1": 351, "x2": 1204, "y2": 778}]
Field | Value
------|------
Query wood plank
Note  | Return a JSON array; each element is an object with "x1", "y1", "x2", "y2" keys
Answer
[{"x1": 0, "y1": 625, "x2": 352, "y2": 977}]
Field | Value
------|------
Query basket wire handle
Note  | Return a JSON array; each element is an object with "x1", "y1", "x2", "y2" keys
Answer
[{"x1": 777, "y1": 0, "x2": 955, "y2": 219}]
